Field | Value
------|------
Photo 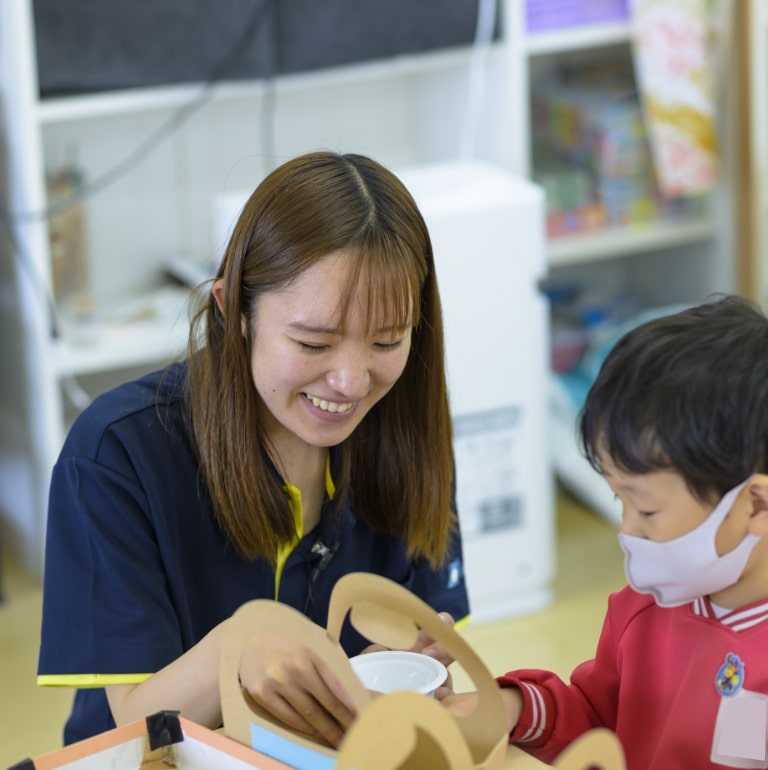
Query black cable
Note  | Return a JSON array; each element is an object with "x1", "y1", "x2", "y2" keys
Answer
[
  {"x1": 0, "y1": 1, "x2": 276, "y2": 412},
  {"x1": 0, "y1": 1, "x2": 275, "y2": 330},
  {"x1": 3, "y1": 0, "x2": 273, "y2": 225}
]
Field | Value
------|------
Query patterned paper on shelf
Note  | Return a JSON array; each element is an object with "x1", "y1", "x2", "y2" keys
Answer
[{"x1": 629, "y1": 0, "x2": 719, "y2": 196}]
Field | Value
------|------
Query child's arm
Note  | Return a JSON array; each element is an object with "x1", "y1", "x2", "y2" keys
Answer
[{"x1": 437, "y1": 589, "x2": 635, "y2": 764}]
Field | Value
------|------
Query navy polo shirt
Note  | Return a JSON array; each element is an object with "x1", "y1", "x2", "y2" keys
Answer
[{"x1": 38, "y1": 362, "x2": 469, "y2": 745}]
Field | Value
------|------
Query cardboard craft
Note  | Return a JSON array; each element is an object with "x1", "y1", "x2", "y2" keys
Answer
[
  {"x1": 12, "y1": 572, "x2": 626, "y2": 769},
  {"x1": 220, "y1": 572, "x2": 626, "y2": 769}
]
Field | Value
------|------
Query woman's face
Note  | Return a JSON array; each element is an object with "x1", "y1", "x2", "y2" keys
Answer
[{"x1": 249, "y1": 249, "x2": 413, "y2": 452}]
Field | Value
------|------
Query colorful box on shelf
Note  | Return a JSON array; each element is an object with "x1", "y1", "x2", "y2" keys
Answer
[{"x1": 525, "y1": 0, "x2": 629, "y2": 33}]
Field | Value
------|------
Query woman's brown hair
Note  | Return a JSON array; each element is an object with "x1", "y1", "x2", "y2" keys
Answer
[{"x1": 186, "y1": 151, "x2": 454, "y2": 567}]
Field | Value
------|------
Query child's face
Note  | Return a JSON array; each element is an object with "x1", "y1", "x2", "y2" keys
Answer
[
  {"x1": 601, "y1": 458, "x2": 743, "y2": 552},
  {"x1": 603, "y1": 457, "x2": 768, "y2": 607}
]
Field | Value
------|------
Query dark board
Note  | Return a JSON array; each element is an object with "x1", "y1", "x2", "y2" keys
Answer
[{"x1": 33, "y1": 0, "x2": 501, "y2": 98}]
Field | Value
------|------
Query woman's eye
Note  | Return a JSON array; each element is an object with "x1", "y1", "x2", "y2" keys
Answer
[
  {"x1": 297, "y1": 341, "x2": 328, "y2": 352},
  {"x1": 374, "y1": 340, "x2": 403, "y2": 351}
]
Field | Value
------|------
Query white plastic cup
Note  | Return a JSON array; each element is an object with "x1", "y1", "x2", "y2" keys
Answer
[{"x1": 349, "y1": 650, "x2": 448, "y2": 697}]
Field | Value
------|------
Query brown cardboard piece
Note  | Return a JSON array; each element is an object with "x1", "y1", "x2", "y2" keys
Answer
[{"x1": 220, "y1": 572, "x2": 626, "y2": 769}]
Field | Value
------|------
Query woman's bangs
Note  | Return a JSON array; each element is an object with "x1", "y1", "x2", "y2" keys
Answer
[{"x1": 344, "y1": 243, "x2": 423, "y2": 334}]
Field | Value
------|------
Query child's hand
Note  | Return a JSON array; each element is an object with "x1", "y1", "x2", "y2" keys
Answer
[
  {"x1": 435, "y1": 689, "x2": 481, "y2": 718},
  {"x1": 436, "y1": 686, "x2": 524, "y2": 734}
]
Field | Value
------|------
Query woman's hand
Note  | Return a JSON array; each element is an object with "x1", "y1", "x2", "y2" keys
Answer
[
  {"x1": 238, "y1": 630, "x2": 358, "y2": 749},
  {"x1": 408, "y1": 611, "x2": 456, "y2": 668}
]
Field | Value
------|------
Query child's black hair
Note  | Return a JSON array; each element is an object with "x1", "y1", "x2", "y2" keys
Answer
[{"x1": 579, "y1": 294, "x2": 768, "y2": 503}]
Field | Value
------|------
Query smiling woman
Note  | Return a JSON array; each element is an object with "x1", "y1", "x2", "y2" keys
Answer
[{"x1": 38, "y1": 151, "x2": 469, "y2": 750}]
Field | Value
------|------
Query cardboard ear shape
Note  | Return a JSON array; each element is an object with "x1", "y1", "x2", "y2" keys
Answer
[
  {"x1": 551, "y1": 728, "x2": 626, "y2": 770},
  {"x1": 334, "y1": 690, "x2": 475, "y2": 770},
  {"x1": 336, "y1": 702, "x2": 627, "y2": 770},
  {"x1": 220, "y1": 572, "x2": 508, "y2": 770}
]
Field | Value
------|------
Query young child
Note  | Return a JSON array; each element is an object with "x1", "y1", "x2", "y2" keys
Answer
[{"x1": 440, "y1": 294, "x2": 768, "y2": 769}]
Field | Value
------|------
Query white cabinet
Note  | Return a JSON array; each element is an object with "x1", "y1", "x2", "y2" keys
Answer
[
  {"x1": 0, "y1": 1, "x2": 727, "y2": 576},
  {"x1": 401, "y1": 162, "x2": 552, "y2": 623}
]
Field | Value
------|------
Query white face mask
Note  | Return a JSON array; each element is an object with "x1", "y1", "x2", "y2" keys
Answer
[{"x1": 618, "y1": 480, "x2": 760, "y2": 608}]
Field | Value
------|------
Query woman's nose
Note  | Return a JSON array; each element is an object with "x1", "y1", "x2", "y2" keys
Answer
[{"x1": 326, "y1": 349, "x2": 370, "y2": 397}]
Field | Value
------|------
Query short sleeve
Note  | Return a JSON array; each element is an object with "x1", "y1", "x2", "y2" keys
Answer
[{"x1": 39, "y1": 452, "x2": 183, "y2": 679}]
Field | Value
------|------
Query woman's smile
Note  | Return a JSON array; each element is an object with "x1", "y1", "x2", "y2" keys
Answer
[{"x1": 303, "y1": 392, "x2": 355, "y2": 415}]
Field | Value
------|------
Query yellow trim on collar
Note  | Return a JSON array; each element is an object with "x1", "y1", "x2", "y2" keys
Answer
[
  {"x1": 274, "y1": 454, "x2": 336, "y2": 599},
  {"x1": 274, "y1": 483, "x2": 302, "y2": 598},
  {"x1": 324, "y1": 458, "x2": 336, "y2": 500},
  {"x1": 37, "y1": 673, "x2": 151, "y2": 688}
]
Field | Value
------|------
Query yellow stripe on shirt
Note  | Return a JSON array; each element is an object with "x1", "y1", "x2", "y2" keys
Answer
[{"x1": 38, "y1": 672, "x2": 151, "y2": 688}]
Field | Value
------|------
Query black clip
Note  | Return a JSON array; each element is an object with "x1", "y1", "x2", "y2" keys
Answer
[{"x1": 145, "y1": 710, "x2": 184, "y2": 751}]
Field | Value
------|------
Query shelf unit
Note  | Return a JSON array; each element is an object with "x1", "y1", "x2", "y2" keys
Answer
[
  {"x1": 0, "y1": 1, "x2": 730, "y2": 576},
  {"x1": 516, "y1": 9, "x2": 726, "y2": 284}
]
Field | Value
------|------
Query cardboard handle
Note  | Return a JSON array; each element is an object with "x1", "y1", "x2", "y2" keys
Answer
[{"x1": 326, "y1": 572, "x2": 508, "y2": 766}]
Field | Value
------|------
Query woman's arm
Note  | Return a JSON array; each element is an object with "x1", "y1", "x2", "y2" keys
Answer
[
  {"x1": 106, "y1": 619, "x2": 359, "y2": 749},
  {"x1": 105, "y1": 617, "x2": 229, "y2": 730}
]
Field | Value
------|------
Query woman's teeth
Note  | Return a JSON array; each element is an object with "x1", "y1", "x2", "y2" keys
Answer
[{"x1": 306, "y1": 394, "x2": 353, "y2": 413}]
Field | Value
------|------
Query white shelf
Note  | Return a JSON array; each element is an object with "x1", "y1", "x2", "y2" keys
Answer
[
  {"x1": 52, "y1": 316, "x2": 189, "y2": 378},
  {"x1": 525, "y1": 22, "x2": 631, "y2": 56},
  {"x1": 36, "y1": 44, "x2": 494, "y2": 124},
  {"x1": 547, "y1": 216, "x2": 716, "y2": 267},
  {"x1": 51, "y1": 286, "x2": 192, "y2": 377}
]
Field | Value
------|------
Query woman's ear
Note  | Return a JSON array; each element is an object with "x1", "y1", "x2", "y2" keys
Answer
[
  {"x1": 746, "y1": 474, "x2": 768, "y2": 535},
  {"x1": 213, "y1": 277, "x2": 248, "y2": 337},
  {"x1": 212, "y1": 278, "x2": 225, "y2": 315}
]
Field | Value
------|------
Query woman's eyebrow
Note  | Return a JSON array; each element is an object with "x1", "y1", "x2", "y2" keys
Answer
[{"x1": 287, "y1": 321, "x2": 340, "y2": 334}]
